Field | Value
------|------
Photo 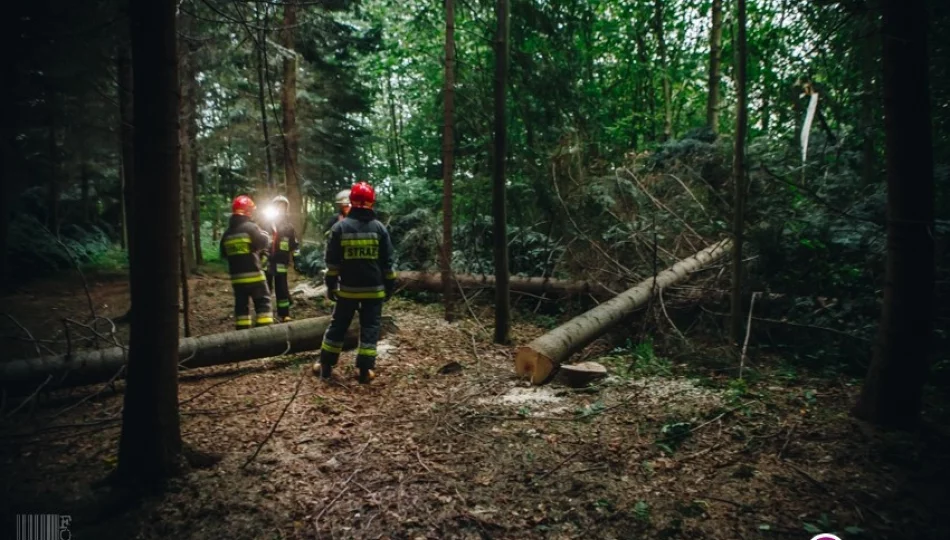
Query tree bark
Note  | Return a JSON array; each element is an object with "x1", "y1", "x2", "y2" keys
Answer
[
  {"x1": 492, "y1": 0, "x2": 511, "y2": 344},
  {"x1": 653, "y1": 0, "x2": 672, "y2": 141},
  {"x1": 515, "y1": 241, "x2": 732, "y2": 385},
  {"x1": 441, "y1": 0, "x2": 456, "y2": 323},
  {"x1": 118, "y1": 35, "x2": 135, "y2": 258},
  {"x1": 853, "y1": 0, "x2": 934, "y2": 429},
  {"x1": 179, "y1": 14, "x2": 197, "y2": 274},
  {"x1": 706, "y1": 0, "x2": 723, "y2": 133},
  {"x1": 729, "y1": 0, "x2": 749, "y2": 346},
  {"x1": 180, "y1": 234, "x2": 191, "y2": 337},
  {"x1": 187, "y1": 22, "x2": 203, "y2": 266},
  {"x1": 281, "y1": 0, "x2": 303, "y2": 234},
  {"x1": 116, "y1": 0, "x2": 183, "y2": 487},
  {"x1": 2, "y1": 315, "x2": 383, "y2": 389}
]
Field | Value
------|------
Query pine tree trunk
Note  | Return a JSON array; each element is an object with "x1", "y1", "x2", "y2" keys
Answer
[
  {"x1": 515, "y1": 241, "x2": 732, "y2": 385},
  {"x1": 441, "y1": 0, "x2": 456, "y2": 323},
  {"x1": 2, "y1": 315, "x2": 380, "y2": 389},
  {"x1": 729, "y1": 0, "x2": 749, "y2": 345},
  {"x1": 118, "y1": 36, "x2": 135, "y2": 258},
  {"x1": 116, "y1": 0, "x2": 183, "y2": 487},
  {"x1": 706, "y1": 0, "x2": 723, "y2": 132},
  {"x1": 180, "y1": 234, "x2": 191, "y2": 337},
  {"x1": 853, "y1": 0, "x2": 935, "y2": 429},
  {"x1": 187, "y1": 27, "x2": 203, "y2": 265},
  {"x1": 256, "y1": 7, "x2": 274, "y2": 191},
  {"x1": 653, "y1": 0, "x2": 672, "y2": 142},
  {"x1": 178, "y1": 15, "x2": 196, "y2": 274},
  {"x1": 387, "y1": 75, "x2": 403, "y2": 175},
  {"x1": 492, "y1": 0, "x2": 511, "y2": 345},
  {"x1": 282, "y1": 1, "x2": 303, "y2": 234}
]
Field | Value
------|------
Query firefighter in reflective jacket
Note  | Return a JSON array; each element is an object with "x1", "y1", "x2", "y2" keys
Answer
[
  {"x1": 315, "y1": 181, "x2": 396, "y2": 384},
  {"x1": 323, "y1": 189, "x2": 351, "y2": 236},
  {"x1": 265, "y1": 195, "x2": 299, "y2": 322},
  {"x1": 220, "y1": 195, "x2": 274, "y2": 329}
]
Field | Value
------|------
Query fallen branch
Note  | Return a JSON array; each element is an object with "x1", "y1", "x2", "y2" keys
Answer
[
  {"x1": 241, "y1": 368, "x2": 307, "y2": 469},
  {"x1": 739, "y1": 292, "x2": 760, "y2": 379}
]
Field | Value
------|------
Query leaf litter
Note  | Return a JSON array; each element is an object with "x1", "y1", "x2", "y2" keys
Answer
[{"x1": 1, "y1": 272, "x2": 949, "y2": 539}]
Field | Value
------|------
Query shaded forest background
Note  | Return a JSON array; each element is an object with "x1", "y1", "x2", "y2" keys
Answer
[{"x1": 2, "y1": 0, "x2": 949, "y2": 383}]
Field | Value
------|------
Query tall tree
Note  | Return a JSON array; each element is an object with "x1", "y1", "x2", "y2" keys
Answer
[
  {"x1": 186, "y1": 16, "x2": 202, "y2": 266},
  {"x1": 117, "y1": 32, "x2": 135, "y2": 256},
  {"x1": 729, "y1": 0, "x2": 749, "y2": 345},
  {"x1": 706, "y1": 0, "x2": 724, "y2": 133},
  {"x1": 115, "y1": 0, "x2": 183, "y2": 486},
  {"x1": 441, "y1": 0, "x2": 456, "y2": 322},
  {"x1": 492, "y1": 0, "x2": 511, "y2": 344},
  {"x1": 281, "y1": 0, "x2": 303, "y2": 233},
  {"x1": 653, "y1": 0, "x2": 672, "y2": 141},
  {"x1": 853, "y1": 0, "x2": 935, "y2": 429},
  {"x1": 256, "y1": 5, "x2": 274, "y2": 190},
  {"x1": 179, "y1": 10, "x2": 197, "y2": 273}
]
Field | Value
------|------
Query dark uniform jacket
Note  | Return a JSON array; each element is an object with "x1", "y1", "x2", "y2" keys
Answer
[
  {"x1": 220, "y1": 215, "x2": 271, "y2": 284},
  {"x1": 324, "y1": 212, "x2": 346, "y2": 236},
  {"x1": 324, "y1": 207, "x2": 396, "y2": 300},
  {"x1": 268, "y1": 219, "x2": 298, "y2": 272}
]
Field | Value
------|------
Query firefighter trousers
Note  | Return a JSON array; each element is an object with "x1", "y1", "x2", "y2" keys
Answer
[
  {"x1": 267, "y1": 266, "x2": 291, "y2": 318},
  {"x1": 233, "y1": 281, "x2": 274, "y2": 329},
  {"x1": 319, "y1": 298, "x2": 383, "y2": 370}
]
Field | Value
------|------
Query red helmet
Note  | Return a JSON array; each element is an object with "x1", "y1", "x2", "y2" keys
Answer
[
  {"x1": 349, "y1": 181, "x2": 376, "y2": 209},
  {"x1": 232, "y1": 195, "x2": 256, "y2": 216}
]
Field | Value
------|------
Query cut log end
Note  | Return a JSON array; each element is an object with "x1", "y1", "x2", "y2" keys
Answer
[
  {"x1": 558, "y1": 362, "x2": 608, "y2": 388},
  {"x1": 514, "y1": 347, "x2": 557, "y2": 385}
]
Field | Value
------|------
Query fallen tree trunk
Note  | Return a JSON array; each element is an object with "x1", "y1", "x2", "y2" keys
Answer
[
  {"x1": 1, "y1": 316, "x2": 389, "y2": 389},
  {"x1": 293, "y1": 272, "x2": 616, "y2": 300},
  {"x1": 398, "y1": 271, "x2": 615, "y2": 297},
  {"x1": 515, "y1": 240, "x2": 732, "y2": 384}
]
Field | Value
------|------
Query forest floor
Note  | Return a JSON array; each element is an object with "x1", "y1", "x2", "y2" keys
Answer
[{"x1": 2, "y1": 269, "x2": 949, "y2": 540}]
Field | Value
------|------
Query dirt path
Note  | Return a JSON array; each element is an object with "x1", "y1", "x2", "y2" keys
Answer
[{"x1": 1, "y1": 275, "x2": 948, "y2": 540}]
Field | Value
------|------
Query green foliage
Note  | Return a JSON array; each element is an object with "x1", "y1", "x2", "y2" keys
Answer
[
  {"x1": 295, "y1": 243, "x2": 327, "y2": 278},
  {"x1": 7, "y1": 214, "x2": 121, "y2": 279}
]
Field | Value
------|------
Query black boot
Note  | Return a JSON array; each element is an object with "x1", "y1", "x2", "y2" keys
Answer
[
  {"x1": 320, "y1": 362, "x2": 333, "y2": 380},
  {"x1": 358, "y1": 367, "x2": 375, "y2": 384}
]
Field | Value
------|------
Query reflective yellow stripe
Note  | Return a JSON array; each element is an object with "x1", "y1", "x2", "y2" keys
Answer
[
  {"x1": 279, "y1": 240, "x2": 290, "y2": 251},
  {"x1": 256, "y1": 316, "x2": 274, "y2": 324},
  {"x1": 357, "y1": 348, "x2": 377, "y2": 357},
  {"x1": 337, "y1": 290, "x2": 386, "y2": 300},
  {"x1": 232, "y1": 274, "x2": 265, "y2": 284},
  {"x1": 276, "y1": 264, "x2": 288, "y2": 273},
  {"x1": 385, "y1": 271, "x2": 397, "y2": 280},
  {"x1": 321, "y1": 341, "x2": 343, "y2": 353},
  {"x1": 277, "y1": 300, "x2": 290, "y2": 308},
  {"x1": 340, "y1": 239, "x2": 380, "y2": 247},
  {"x1": 236, "y1": 320, "x2": 252, "y2": 327}
]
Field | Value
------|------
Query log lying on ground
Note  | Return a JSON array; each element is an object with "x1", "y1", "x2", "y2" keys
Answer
[
  {"x1": 515, "y1": 240, "x2": 732, "y2": 385},
  {"x1": 402, "y1": 272, "x2": 616, "y2": 298},
  {"x1": 1, "y1": 316, "x2": 391, "y2": 389},
  {"x1": 292, "y1": 272, "x2": 616, "y2": 299}
]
